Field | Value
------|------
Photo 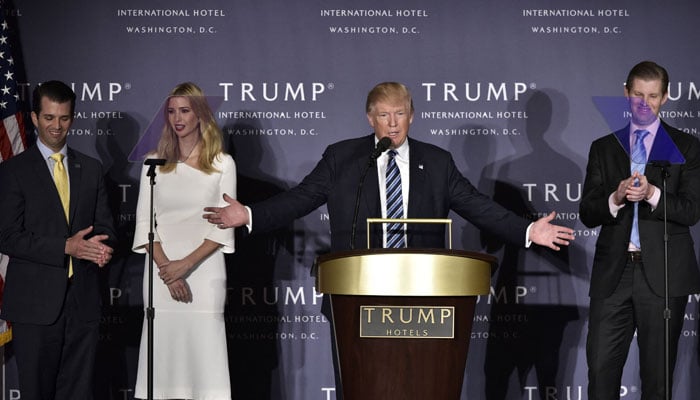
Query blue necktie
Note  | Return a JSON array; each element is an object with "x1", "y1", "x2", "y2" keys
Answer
[
  {"x1": 630, "y1": 129, "x2": 649, "y2": 249},
  {"x1": 385, "y1": 150, "x2": 405, "y2": 248}
]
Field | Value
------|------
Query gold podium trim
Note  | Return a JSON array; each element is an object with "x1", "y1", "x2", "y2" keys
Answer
[{"x1": 316, "y1": 249, "x2": 493, "y2": 296}]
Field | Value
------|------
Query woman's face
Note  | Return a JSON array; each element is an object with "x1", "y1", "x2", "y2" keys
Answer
[{"x1": 167, "y1": 96, "x2": 200, "y2": 139}]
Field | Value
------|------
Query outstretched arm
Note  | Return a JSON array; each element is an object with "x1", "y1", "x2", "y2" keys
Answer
[
  {"x1": 529, "y1": 211, "x2": 575, "y2": 251},
  {"x1": 203, "y1": 193, "x2": 249, "y2": 229}
]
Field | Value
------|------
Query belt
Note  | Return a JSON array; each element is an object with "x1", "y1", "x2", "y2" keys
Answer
[{"x1": 627, "y1": 251, "x2": 642, "y2": 262}]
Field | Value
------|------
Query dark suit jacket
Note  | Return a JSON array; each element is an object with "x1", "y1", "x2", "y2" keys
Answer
[
  {"x1": 0, "y1": 145, "x2": 115, "y2": 325},
  {"x1": 580, "y1": 121, "x2": 700, "y2": 298},
  {"x1": 251, "y1": 134, "x2": 530, "y2": 252}
]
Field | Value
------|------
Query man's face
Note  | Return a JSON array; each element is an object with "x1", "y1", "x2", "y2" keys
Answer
[
  {"x1": 625, "y1": 77, "x2": 667, "y2": 127},
  {"x1": 367, "y1": 100, "x2": 413, "y2": 149},
  {"x1": 31, "y1": 97, "x2": 73, "y2": 153}
]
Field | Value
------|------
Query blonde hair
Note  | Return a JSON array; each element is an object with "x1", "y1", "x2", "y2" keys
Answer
[
  {"x1": 156, "y1": 82, "x2": 224, "y2": 174},
  {"x1": 365, "y1": 82, "x2": 414, "y2": 114}
]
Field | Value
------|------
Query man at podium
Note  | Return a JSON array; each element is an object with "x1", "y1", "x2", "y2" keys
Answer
[{"x1": 203, "y1": 81, "x2": 573, "y2": 252}]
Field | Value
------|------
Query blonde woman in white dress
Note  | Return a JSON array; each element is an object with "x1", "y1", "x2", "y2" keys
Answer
[{"x1": 133, "y1": 82, "x2": 235, "y2": 399}]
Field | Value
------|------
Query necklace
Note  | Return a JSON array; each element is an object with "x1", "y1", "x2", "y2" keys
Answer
[{"x1": 177, "y1": 137, "x2": 199, "y2": 163}]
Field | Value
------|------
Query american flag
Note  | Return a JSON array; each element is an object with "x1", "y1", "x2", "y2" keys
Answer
[
  {"x1": 0, "y1": 3, "x2": 28, "y2": 346},
  {"x1": 0, "y1": 6, "x2": 26, "y2": 162}
]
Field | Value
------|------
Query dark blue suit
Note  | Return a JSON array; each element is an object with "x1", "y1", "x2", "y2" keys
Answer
[
  {"x1": 250, "y1": 133, "x2": 534, "y2": 398},
  {"x1": 0, "y1": 144, "x2": 115, "y2": 400},
  {"x1": 251, "y1": 134, "x2": 530, "y2": 251}
]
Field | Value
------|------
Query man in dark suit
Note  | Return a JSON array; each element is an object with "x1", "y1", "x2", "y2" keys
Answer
[
  {"x1": 0, "y1": 80, "x2": 115, "y2": 400},
  {"x1": 204, "y1": 81, "x2": 573, "y2": 253},
  {"x1": 580, "y1": 61, "x2": 700, "y2": 399},
  {"x1": 203, "y1": 81, "x2": 574, "y2": 400}
]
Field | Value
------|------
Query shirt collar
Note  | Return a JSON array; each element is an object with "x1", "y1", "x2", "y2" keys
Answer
[
  {"x1": 630, "y1": 118, "x2": 661, "y2": 138},
  {"x1": 375, "y1": 136, "x2": 409, "y2": 159},
  {"x1": 36, "y1": 138, "x2": 68, "y2": 162}
]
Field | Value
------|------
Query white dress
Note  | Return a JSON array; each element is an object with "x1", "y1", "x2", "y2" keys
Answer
[{"x1": 132, "y1": 154, "x2": 236, "y2": 400}]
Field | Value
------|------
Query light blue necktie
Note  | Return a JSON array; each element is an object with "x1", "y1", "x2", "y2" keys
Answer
[
  {"x1": 385, "y1": 150, "x2": 405, "y2": 248},
  {"x1": 630, "y1": 129, "x2": 649, "y2": 249}
]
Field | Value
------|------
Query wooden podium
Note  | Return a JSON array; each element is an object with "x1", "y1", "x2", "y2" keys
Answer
[{"x1": 316, "y1": 248, "x2": 495, "y2": 400}]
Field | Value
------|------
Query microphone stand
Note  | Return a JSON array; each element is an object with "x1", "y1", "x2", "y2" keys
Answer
[
  {"x1": 350, "y1": 137, "x2": 391, "y2": 249},
  {"x1": 145, "y1": 162, "x2": 159, "y2": 400},
  {"x1": 658, "y1": 164, "x2": 671, "y2": 400},
  {"x1": 350, "y1": 156, "x2": 375, "y2": 250}
]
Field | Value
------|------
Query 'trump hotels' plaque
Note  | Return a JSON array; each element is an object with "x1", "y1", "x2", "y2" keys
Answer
[{"x1": 360, "y1": 306, "x2": 455, "y2": 338}]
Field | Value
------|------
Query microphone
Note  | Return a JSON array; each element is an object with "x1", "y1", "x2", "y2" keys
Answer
[
  {"x1": 648, "y1": 160, "x2": 671, "y2": 179},
  {"x1": 648, "y1": 160, "x2": 671, "y2": 168},
  {"x1": 350, "y1": 136, "x2": 393, "y2": 249},
  {"x1": 370, "y1": 137, "x2": 392, "y2": 161},
  {"x1": 144, "y1": 158, "x2": 167, "y2": 166},
  {"x1": 145, "y1": 158, "x2": 166, "y2": 179}
]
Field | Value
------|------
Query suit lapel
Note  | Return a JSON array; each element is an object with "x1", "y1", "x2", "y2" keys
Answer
[
  {"x1": 407, "y1": 139, "x2": 425, "y2": 220},
  {"x1": 357, "y1": 135, "x2": 380, "y2": 214},
  {"x1": 363, "y1": 161, "x2": 380, "y2": 213},
  {"x1": 67, "y1": 148, "x2": 82, "y2": 228},
  {"x1": 355, "y1": 136, "x2": 381, "y2": 246},
  {"x1": 648, "y1": 123, "x2": 685, "y2": 164},
  {"x1": 28, "y1": 146, "x2": 69, "y2": 227},
  {"x1": 406, "y1": 139, "x2": 429, "y2": 248},
  {"x1": 611, "y1": 126, "x2": 633, "y2": 178}
]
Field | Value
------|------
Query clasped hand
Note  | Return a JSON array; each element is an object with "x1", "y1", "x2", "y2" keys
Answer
[
  {"x1": 158, "y1": 260, "x2": 193, "y2": 303},
  {"x1": 158, "y1": 259, "x2": 191, "y2": 285},
  {"x1": 65, "y1": 226, "x2": 113, "y2": 267},
  {"x1": 614, "y1": 171, "x2": 653, "y2": 205},
  {"x1": 166, "y1": 279, "x2": 192, "y2": 303}
]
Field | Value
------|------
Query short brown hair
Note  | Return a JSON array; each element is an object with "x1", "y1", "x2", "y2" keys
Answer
[
  {"x1": 32, "y1": 80, "x2": 76, "y2": 116},
  {"x1": 625, "y1": 61, "x2": 669, "y2": 95}
]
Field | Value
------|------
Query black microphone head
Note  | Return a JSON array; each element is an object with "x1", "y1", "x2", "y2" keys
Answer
[
  {"x1": 648, "y1": 160, "x2": 671, "y2": 168},
  {"x1": 377, "y1": 136, "x2": 392, "y2": 151},
  {"x1": 371, "y1": 137, "x2": 392, "y2": 160},
  {"x1": 144, "y1": 158, "x2": 167, "y2": 166}
]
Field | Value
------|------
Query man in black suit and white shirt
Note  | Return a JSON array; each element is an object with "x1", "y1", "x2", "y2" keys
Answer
[
  {"x1": 204, "y1": 81, "x2": 573, "y2": 252},
  {"x1": 0, "y1": 80, "x2": 115, "y2": 400}
]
